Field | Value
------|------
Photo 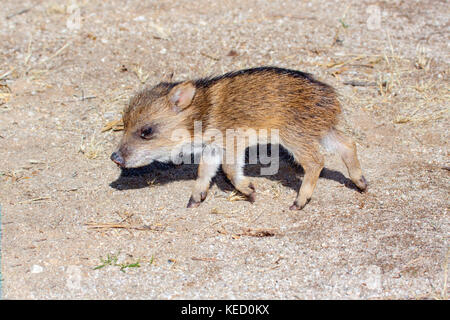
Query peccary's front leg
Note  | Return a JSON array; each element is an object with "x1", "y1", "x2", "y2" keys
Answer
[
  {"x1": 221, "y1": 145, "x2": 256, "y2": 203},
  {"x1": 187, "y1": 146, "x2": 221, "y2": 208}
]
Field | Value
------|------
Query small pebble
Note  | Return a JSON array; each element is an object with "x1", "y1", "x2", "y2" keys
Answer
[{"x1": 30, "y1": 265, "x2": 43, "y2": 274}]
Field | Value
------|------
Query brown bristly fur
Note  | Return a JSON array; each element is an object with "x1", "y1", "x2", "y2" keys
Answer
[{"x1": 112, "y1": 67, "x2": 367, "y2": 210}]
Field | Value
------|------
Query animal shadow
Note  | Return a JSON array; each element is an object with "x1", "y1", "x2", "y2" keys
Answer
[{"x1": 109, "y1": 146, "x2": 359, "y2": 192}]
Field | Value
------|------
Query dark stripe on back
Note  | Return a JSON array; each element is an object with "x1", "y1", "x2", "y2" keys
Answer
[{"x1": 193, "y1": 66, "x2": 327, "y2": 88}]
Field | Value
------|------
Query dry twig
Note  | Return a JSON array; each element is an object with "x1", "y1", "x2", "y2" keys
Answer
[{"x1": 85, "y1": 222, "x2": 165, "y2": 231}]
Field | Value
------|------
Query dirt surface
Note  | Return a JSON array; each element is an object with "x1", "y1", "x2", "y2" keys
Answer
[{"x1": 0, "y1": 0, "x2": 448, "y2": 299}]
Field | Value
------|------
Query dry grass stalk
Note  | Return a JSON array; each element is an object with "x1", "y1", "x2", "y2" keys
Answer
[
  {"x1": 236, "y1": 228, "x2": 277, "y2": 237},
  {"x1": 0, "y1": 92, "x2": 11, "y2": 105},
  {"x1": 18, "y1": 196, "x2": 51, "y2": 204},
  {"x1": 271, "y1": 183, "x2": 282, "y2": 199},
  {"x1": 210, "y1": 207, "x2": 223, "y2": 214},
  {"x1": 79, "y1": 136, "x2": 104, "y2": 159},
  {"x1": 201, "y1": 51, "x2": 221, "y2": 61},
  {"x1": 394, "y1": 108, "x2": 448, "y2": 124},
  {"x1": 131, "y1": 65, "x2": 150, "y2": 84},
  {"x1": 101, "y1": 119, "x2": 124, "y2": 132},
  {"x1": 147, "y1": 21, "x2": 171, "y2": 40},
  {"x1": 324, "y1": 55, "x2": 366, "y2": 69},
  {"x1": 85, "y1": 221, "x2": 165, "y2": 232},
  {"x1": 191, "y1": 257, "x2": 220, "y2": 262},
  {"x1": 227, "y1": 191, "x2": 247, "y2": 202},
  {"x1": 0, "y1": 68, "x2": 15, "y2": 80},
  {"x1": 1, "y1": 170, "x2": 29, "y2": 183},
  {"x1": 415, "y1": 44, "x2": 431, "y2": 70},
  {"x1": 413, "y1": 79, "x2": 437, "y2": 95},
  {"x1": 40, "y1": 42, "x2": 71, "y2": 64}
]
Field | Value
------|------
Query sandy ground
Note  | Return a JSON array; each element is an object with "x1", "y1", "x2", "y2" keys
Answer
[{"x1": 0, "y1": 0, "x2": 448, "y2": 299}]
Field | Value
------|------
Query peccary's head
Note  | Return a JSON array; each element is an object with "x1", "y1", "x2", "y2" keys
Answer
[{"x1": 111, "y1": 81, "x2": 196, "y2": 168}]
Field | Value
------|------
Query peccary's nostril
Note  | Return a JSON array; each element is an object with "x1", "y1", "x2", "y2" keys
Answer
[{"x1": 110, "y1": 152, "x2": 125, "y2": 167}]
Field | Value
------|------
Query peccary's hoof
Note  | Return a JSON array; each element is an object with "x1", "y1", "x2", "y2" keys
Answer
[
  {"x1": 248, "y1": 183, "x2": 256, "y2": 203},
  {"x1": 186, "y1": 192, "x2": 207, "y2": 208},
  {"x1": 357, "y1": 176, "x2": 368, "y2": 192},
  {"x1": 187, "y1": 196, "x2": 201, "y2": 208},
  {"x1": 289, "y1": 198, "x2": 310, "y2": 211},
  {"x1": 248, "y1": 192, "x2": 256, "y2": 203},
  {"x1": 289, "y1": 203, "x2": 304, "y2": 210}
]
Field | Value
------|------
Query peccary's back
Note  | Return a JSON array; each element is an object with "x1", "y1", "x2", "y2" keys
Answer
[{"x1": 193, "y1": 67, "x2": 341, "y2": 139}]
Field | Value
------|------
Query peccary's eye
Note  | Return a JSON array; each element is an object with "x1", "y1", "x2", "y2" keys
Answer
[{"x1": 140, "y1": 126, "x2": 153, "y2": 140}]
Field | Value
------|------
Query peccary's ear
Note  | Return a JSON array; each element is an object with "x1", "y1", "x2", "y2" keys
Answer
[{"x1": 169, "y1": 81, "x2": 196, "y2": 113}]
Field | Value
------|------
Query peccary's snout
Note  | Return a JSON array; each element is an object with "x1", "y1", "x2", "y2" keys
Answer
[{"x1": 110, "y1": 151, "x2": 125, "y2": 167}]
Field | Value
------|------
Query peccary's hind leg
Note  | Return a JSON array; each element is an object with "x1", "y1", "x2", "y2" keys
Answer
[
  {"x1": 322, "y1": 129, "x2": 367, "y2": 191},
  {"x1": 289, "y1": 144, "x2": 324, "y2": 210}
]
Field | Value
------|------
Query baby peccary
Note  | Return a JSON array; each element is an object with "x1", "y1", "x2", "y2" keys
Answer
[{"x1": 111, "y1": 67, "x2": 367, "y2": 210}]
